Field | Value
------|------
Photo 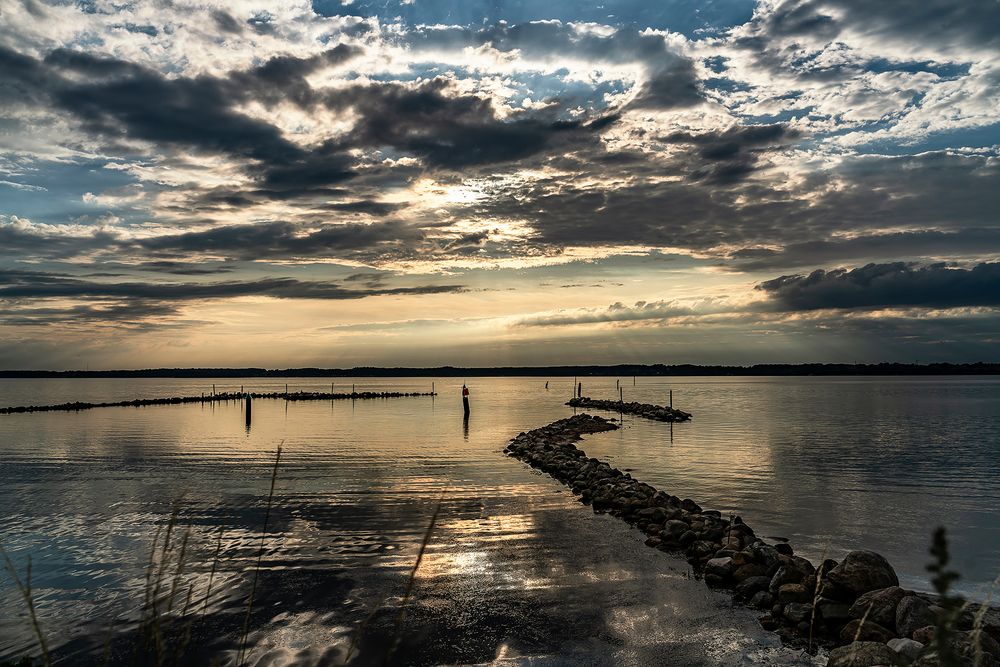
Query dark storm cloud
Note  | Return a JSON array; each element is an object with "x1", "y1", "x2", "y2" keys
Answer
[
  {"x1": 338, "y1": 79, "x2": 617, "y2": 169},
  {"x1": 130, "y1": 220, "x2": 425, "y2": 261},
  {"x1": 659, "y1": 123, "x2": 801, "y2": 183},
  {"x1": 465, "y1": 149, "x2": 1000, "y2": 261},
  {"x1": 729, "y1": 228, "x2": 1000, "y2": 271},
  {"x1": 0, "y1": 300, "x2": 179, "y2": 326},
  {"x1": 0, "y1": 274, "x2": 466, "y2": 301},
  {"x1": 757, "y1": 262, "x2": 1000, "y2": 311}
]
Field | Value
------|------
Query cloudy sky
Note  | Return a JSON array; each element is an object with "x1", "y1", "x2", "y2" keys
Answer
[{"x1": 0, "y1": 0, "x2": 998, "y2": 369}]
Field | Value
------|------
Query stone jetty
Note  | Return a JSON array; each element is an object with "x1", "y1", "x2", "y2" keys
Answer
[
  {"x1": 505, "y1": 414, "x2": 1000, "y2": 666},
  {"x1": 566, "y1": 396, "x2": 692, "y2": 422},
  {"x1": 0, "y1": 390, "x2": 436, "y2": 415}
]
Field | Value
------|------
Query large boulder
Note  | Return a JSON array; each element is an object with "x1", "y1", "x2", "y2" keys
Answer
[
  {"x1": 896, "y1": 596, "x2": 936, "y2": 639},
  {"x1": 828, "y1": 641, "x2": 905, "y2": 667},
  {"x1": 827, "y1": 550, "x2": 899, "y2": 597},
  {"x1": 849, "y1": 586, "x2": 907, "y2": 630}
]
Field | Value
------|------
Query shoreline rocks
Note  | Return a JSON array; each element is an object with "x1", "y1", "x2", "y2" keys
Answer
[
  {"x1": 566, "y1": 396, "x2": 692, "y2": 422},
  {"x1": 504, "y1": 413, "x2": 1000, "y2": 666}
]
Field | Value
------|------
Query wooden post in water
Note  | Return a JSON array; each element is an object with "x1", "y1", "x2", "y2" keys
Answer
[
  {"x1": 212, "y1": 384, "x2": 216, "y2": 396},
  {"x1": 577, "y1": 382, "x2": 582, "y2": 398},
  {"x1": 245, "y1": 394, "x2": 252, "y2": 430},
  {"x1": 619, "y1": 387, "x2": 623, "y2": 403},
  {"x1": 462, "y1": 384, "x2": 470, "y2": 417},
  {"x1": 432, "y1": 381, "x2": 435, "y2": 395},
  {"x1": 669, "y1": 390, "x2": 673, "y2": 409}
]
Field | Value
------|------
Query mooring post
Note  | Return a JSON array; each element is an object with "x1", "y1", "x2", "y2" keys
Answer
[
  {"x1": 245, "y1": 394, "x2": 252, "y2": 430},
  {"x1": 619, "y1": 387, "x2": 623, "y2": 403},
  {"x1": 462, "y1": 384, "x2": 470, "y2": 417},
  {"x1": 331, "y1": 382, "x2": 334, "y2": 394},
  {"x1": 670, "y1": 390, "x2": 673, "y2": 409},
  {"x1": 240, "y1": 385, "x2": 244, "y2": 394},
  {"x1": 432, "y1": 381, "x2": 435, "y2": 395},
  {"x1": 573, "y1": 376, "x2": 577, "y2": 399},
  {"x1": 352, "y1": 383, "x2": 355, "y2": 396}
]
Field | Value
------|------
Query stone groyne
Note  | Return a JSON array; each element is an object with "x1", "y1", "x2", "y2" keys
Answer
[
  {"x1": 504, "y1": 414, "x2": 1000, "y2": 667},
  {"x1": 0, "y1": 390, "x2": 436, "y2": 415},
  {"x1": 566, "y1": 396, "x2": 692, "y2": 422}
]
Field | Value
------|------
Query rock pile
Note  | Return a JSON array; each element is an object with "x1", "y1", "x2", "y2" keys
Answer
[
  {"x1": 0, "y1": 390, "x2": 436, "y2": 415},
  {"x1": 566, "y1": 396, "x2": 692, "y2": 422},
  {"x1": 504, "y1": 414, "x2": 1000, "y2": 667}
]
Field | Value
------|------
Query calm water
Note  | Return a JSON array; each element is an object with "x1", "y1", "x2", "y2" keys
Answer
[{"x1": 1, "y1": 376, "x2": 998, "y2": 664}]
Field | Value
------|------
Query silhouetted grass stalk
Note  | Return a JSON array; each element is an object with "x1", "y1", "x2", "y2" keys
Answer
[
  {"x1": 237, "y1": 442, "x2": 283, "y2": 666},
  {"x1": 382, "y1": 500, "x2": 442, "y2": 667},
  {"x1": 0, "y1": 544, "x2": 52, "y2": 667}
]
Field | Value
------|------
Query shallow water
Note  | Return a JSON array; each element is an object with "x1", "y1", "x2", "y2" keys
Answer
[{"x1": 0, "y1": 375, "x2": 998, "y2": 663}]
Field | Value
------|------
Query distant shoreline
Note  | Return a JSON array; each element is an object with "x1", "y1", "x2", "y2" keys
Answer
[{"x1": 0, "y1": 362, "x2": 998, "y2": 378}]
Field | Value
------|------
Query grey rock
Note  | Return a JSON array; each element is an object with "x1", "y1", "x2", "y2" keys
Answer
[
  {"x1": 896, "y1": 595, "x2": 936, "y2": 639},
  {"x1": 827, "y1": 550, "x2": 900, "y2": 596},
  {"x1": 887, "y1": 637, "x2": 924, "y2": 663},
  {"x1": 827, "y1": 641, "x2": 905, "y2": 667},
  {"x1": 749, "y1": 591, "x2": 774, "y2": 609}
]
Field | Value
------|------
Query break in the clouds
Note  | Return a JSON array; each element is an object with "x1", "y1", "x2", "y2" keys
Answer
[{"x1": 0, "y1": 0, "x2": 998, "y2": 368}]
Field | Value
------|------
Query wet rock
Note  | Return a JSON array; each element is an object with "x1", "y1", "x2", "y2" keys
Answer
[
  {"x1": 735, "y1": 576, "x2": 772, "y2": 601},
  {"x1": 748, "y1": 543, "x2": 781, "y2": 570},
  {"x1": 644, "y1": 536, "x2": 662, "y2": 548},
  {"x1": 849, "y1": 586, "x2": 907, "y2": 630},
  {"x1": 827, "y1": 641, "x2": 905, "y2": 667},
  {"x1": 681, "y1": 498, "x2": 702, "y2": 513},
  {"x1": 827, "y1": 550, "x2": 899, "y2": 597},
  {"x1": 887, "y1": 637, "x2": 924, "y2": 663},
  {"x1": 751, "y1": 591, "x2": 774, "y2": 609},
  {"x1": 839, "y1": 618, "x2": 897, "y2": 644},
  {"x1": 896, "y1": 596, "x2": 936, "y2": 640},
  {"x1": 774, "y1": 542, "x2": 793, "y2": 556}
]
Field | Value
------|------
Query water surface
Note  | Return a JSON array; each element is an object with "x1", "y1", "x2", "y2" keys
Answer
[{"x1": 1, "y1": 376, "x2": 997, "y2": 663}]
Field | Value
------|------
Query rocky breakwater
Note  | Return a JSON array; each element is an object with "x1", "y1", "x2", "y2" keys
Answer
[
  {"x1": 504, "y1": 414, "x2": 1000, "y2": 667},
  {"x1": 566, "y1": 396, "x2": 692, "y2": 422}
]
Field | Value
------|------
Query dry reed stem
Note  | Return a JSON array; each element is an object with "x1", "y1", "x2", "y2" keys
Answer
[
  {"x1": 382, "y1": 499, "x2": 442, "y2": 667},
  {"x1": 237, "y1": 442, "x2": 283, "y2": 666},
  {"x1": 0, "y1": 544, "x2": 52, "y2": 667}
]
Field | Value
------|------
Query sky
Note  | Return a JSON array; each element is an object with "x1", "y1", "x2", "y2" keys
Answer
[{"x1": 0, "y1": 0, "x2": 998, "y2": 369}]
